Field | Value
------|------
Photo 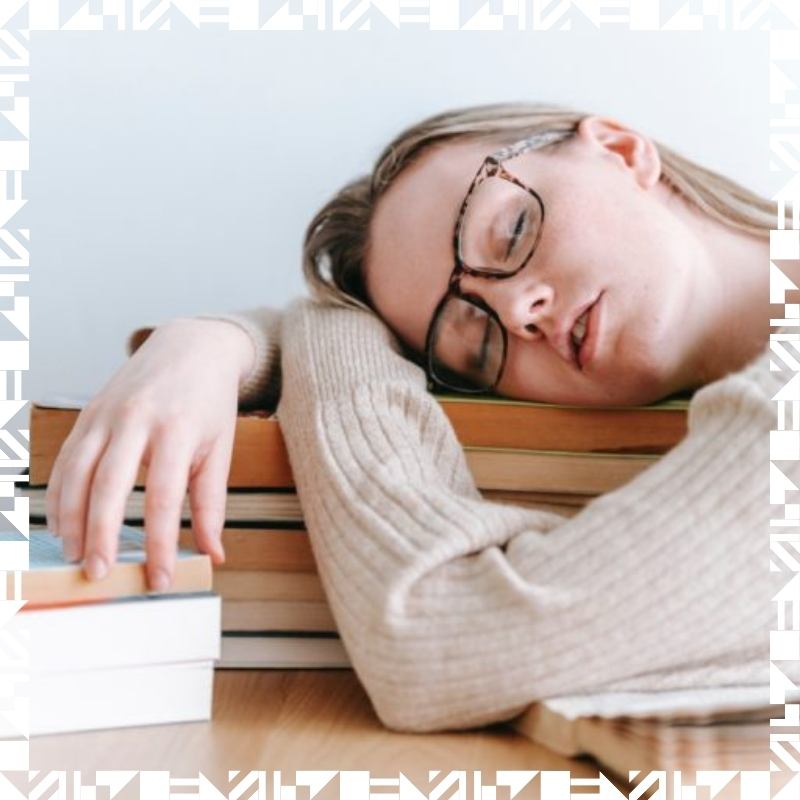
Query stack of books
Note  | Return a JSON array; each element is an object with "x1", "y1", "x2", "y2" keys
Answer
[
  {"x1": 25, "y1": 390, "x2": 779, "y2": 774},
  {"x1": 19, "y1": 524, "x2": 219, "y2": 735},
  {"x1": 28, "y1": 391, "x2": 691, "y2": 670}
]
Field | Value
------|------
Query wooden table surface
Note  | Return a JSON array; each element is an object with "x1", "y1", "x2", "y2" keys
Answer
[{"x1": 30, "y1": 668, "x2": 609, "y2": 785}]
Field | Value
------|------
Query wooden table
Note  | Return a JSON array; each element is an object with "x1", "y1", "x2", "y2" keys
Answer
[{"x1": 30, "y1": 669, "x2": 608, "y2": 787}]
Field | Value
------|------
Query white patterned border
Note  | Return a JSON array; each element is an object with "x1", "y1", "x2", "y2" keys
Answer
[
  {"x1": 0, "y1": 0, "x2": 30, "y2": 782},
  {"x1": 1, "y1": 0, "x2": 797, "y2": 32},
  {"x1": 769, "y1": 2, "x2": 800, "y2": 788},
  {"x1": 0, "y1": 768, "x2": 791, "y2": 798},
  {"x1": 0, "y1": 0, "x2": 792, "y2": 796}
]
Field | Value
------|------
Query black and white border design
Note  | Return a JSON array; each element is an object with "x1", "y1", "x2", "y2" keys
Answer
[{"x1": 0, "y1": 1, "x2": 794, "y2": 796}]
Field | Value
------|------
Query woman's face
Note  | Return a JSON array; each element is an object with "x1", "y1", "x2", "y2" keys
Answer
[{"x1": 364, "y1": 117, "x2": 717, "y2": 406}]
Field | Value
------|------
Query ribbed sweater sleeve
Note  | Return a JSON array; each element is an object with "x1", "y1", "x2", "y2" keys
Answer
[
  {"x1": 267, "y1": 298, "x2": 791, "y2": 733},
  {"x1": 131, "y1": 298, "x2": 793, "y2": 735}
]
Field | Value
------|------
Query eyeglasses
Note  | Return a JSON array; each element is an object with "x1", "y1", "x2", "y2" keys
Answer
[{"x1": 423, "y1": 130, "x2": 572, "y2": 394}]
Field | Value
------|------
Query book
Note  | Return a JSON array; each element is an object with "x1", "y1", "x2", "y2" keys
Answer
[
  {"x1": 26, "y1": 486, "x2": 307, "y2": 524},
  {"x1": 30, "y1": 401, "x2": 292, "y2": 489},
  {"x1": 463, "y1": 447, "x2": 658, "y2": 493},
  {"x1": 435, "y1": 391, "x2": 689, "y2": 454},
  {"x1": 27, "y1": 442, "x2": 658, "y2": 498},
  {"x1": 25, "y1": 485, "x2": 590, "y2": 526},
  {"x1": 12, "y1": 593, "x2": 221, "y2": 672},
  {"x1": 221, "y1": 599, "x2": 336, "y2": 633},
  {"x1": 213, "y1": 569, "x2": 325, "y2": 602},
  {"x1": 16, "y1": 524, "x2": 221, "y2": 736},
  {"x1": 27, "y1": 392, "x2": 676, "y2": 682},
  {"x1": 510, "y1": 687, "x2": 781, "y2": 775},
  {"x1": 179, "y1": 526, "x2": 316, "y2": 572},
  {"x1": 22, "y1": 526, "x2": 212, "y2": 607},
  {"x1": 30, "y1": 393, "x2": 689, "y2": 488},
  {"x1": 25, "y1": 661, "x2": 215, "y2": 736},
  {"x1": 219, "y1": 632, "x2": 350, "y2": 669}
]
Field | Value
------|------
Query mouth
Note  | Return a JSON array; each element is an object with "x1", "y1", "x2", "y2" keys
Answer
[{"x1": 570, "y1": 291, "x2": 604, "y2": 372}]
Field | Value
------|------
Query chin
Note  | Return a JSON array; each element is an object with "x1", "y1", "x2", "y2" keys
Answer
[
  {"x1": 500, "y1": 374, "x2": 677, "y2": 408},
  {"x1": 603, "y1": 369, "x2": 684, "y2": 407},
  {"x1": 610, "y1": 383, "x2": 675, "y2": 406},
  {"x1": 498, "y1": 383, "x2": 632, "y2": 407},
  {"x1": 496, "y1": 348, "x2": 683, "y2": 406}
]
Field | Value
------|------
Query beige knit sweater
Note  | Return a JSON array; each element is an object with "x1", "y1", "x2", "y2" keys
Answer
[{"x1": 128, "y1": 299, "x2": 794, "y2": 734}]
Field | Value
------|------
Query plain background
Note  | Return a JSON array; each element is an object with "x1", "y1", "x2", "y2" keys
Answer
[{"x1": 29, "y1": 29, "x2": 772, "y2": 412}]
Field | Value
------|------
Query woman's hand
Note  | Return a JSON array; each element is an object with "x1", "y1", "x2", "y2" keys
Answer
[{"x1": 44, "y1": 318, "x2": 256, "y2": 590}]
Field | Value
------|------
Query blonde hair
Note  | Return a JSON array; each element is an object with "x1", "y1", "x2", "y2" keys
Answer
[{"x1": 302, "y1": 102, "x2": 776, "y2": 314}]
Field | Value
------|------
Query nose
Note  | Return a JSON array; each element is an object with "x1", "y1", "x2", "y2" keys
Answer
[{"x1": 458, "y1": 270, "x2": 554, "y2": 342}]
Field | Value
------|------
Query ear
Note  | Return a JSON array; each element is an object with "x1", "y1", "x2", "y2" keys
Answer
[{"x1": 576, "y1": 116, "x2": 661, "y2": 190}]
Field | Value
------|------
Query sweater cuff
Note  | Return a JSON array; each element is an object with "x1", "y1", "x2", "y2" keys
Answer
[{"x1": 191, "y1": 308, "x2": 282, "y2": 410}]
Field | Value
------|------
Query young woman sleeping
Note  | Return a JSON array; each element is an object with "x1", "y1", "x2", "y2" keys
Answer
[{"x1": 45, "y1": 103, "x2": 792, "y2": 733}]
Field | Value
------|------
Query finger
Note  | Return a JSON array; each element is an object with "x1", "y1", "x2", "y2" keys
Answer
[
  {"x1": 143, "y1": 431, "x2": 194, "y2": 591},
  {"x1": 55, "y1": 429, "x2": 111, "y2": 563},
  {"x1": 45, "y1": 403, "x2": 101, "y2": 536},
  {"x1": 45, "y1": 453, "x2": 64, "y2": 536},
  {"x1": 82, "y1": 425, "x2": 149, "y2": 581},
  {"x1": 187, "y1": 435, "x2": 234, "y2": 566}
]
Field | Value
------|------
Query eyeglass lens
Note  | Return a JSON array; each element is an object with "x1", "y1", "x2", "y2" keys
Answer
[{"x1": 431, "y1": 177, "x2": 542, "y2": 391}]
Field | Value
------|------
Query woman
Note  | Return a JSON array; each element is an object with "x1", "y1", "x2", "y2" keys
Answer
[{"x1": 46, "y1": 103, "x2": 793, "y2": 733}]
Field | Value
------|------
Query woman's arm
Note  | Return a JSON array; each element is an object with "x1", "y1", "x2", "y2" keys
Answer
[
  {"x1": 48, "y1": 316, "x2": 260, "y2": 587},
  {"x1": 48, "y1": 308, "x2": 283, "y2": 591},
  {"x1": 275, "y1": 297, "x2": 786, "y2": 734},
  {"x1": 126, "y1": 307, "x2": 282, "y2": 410}
]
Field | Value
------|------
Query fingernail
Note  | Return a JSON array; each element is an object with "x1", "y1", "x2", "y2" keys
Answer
[
  {"x1": 84, "y1": 554, "x2": 107, "y2": 581},
  {"x1": 150, "y1": 569, "x2": 170, "y2": 592}
]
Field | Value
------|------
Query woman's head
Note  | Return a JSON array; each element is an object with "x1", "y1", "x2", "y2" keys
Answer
[{"x1": 302, "y1": 103, "x2": 774, "y2": 406}]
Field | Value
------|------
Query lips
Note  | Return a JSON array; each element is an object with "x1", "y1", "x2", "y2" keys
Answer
[
  {"x1": 566, "y1": 297, "x2": 596, "y2": 368},
  {"x1": 575, "y1": 291, "x2": 604, "y2": 371}
]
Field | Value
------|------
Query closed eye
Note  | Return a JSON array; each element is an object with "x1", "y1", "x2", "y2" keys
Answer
[{"x1": 505, "y1": 209, "x2": 526, "y2": 261}]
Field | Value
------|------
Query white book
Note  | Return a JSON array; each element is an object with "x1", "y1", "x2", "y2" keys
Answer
[
  {"x1": 10, "y1": 593, "x2": 220, "y2": 673},
  {"x1": 25, "y1": 660, "x2": 215, "y2": 736},
  {"x1": 34, "y1": 392, "x2": 94, "y2": 409},
  {"x1": 533, "y1": 686, "x2": 779, "y2": 722},
  {"x1": 219, "y1": 633, "x2": 350, "y2": 669}
]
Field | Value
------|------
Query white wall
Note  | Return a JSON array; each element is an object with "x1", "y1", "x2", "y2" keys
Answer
[{"x1": 30, "y1": 29, "x2": 771, "y2": 407}]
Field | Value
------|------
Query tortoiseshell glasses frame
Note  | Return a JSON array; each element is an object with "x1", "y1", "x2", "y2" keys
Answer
[{"x1": 422, "y1": 130, "x2": 569, "y2": 394}]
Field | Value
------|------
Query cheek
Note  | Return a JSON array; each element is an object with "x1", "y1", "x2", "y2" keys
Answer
[
  {"x1": 536, "y1": 195, "x2": 637, "y2": 298},
  {"x1": 488, "y1": 180, "x2": 694, "y2": 405},
  {"x1": 552, "y1": 191, "x2": 690, "y2": 346},
  {"x1": 495, "y1": 306, "x2": 679, "y2": 406}
]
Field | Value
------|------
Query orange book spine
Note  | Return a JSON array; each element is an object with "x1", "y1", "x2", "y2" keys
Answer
[
  {"x1": 21, "y1": 554, "x2": 212, "y2": 608},
  {"x1": 178, "y1": 527, "x2": 316, "y2": 572}
]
